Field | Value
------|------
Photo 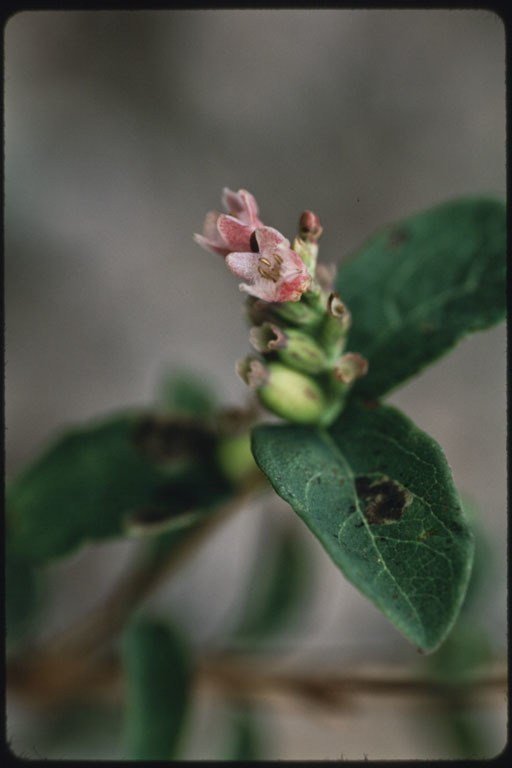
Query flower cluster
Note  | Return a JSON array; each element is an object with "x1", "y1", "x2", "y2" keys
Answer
[
  {"x1": 194, "y1": 188, "x2": 368, "y2": 425},
  {"x1": 194, "y1": 188, "x2": 311, "y2": 302}
]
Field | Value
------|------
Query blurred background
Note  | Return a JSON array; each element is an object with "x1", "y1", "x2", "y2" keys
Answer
[{"x1": 5, "y1": 9, "x2": 506, "y2": 760}]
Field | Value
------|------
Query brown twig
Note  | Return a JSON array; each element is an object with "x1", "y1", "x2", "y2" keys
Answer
[
  {"x1": 44, "y1": 470, "x2": 266, "y2": 658},
  {"x1": 7, "y1": 648, "x2": 507, "y2": 713},
  {"x1": 6, "y1": 451, "x2": 507, "y2": 717},
  {"x1": 197, "y1": 654, "x2": 508, "y2": 711}
]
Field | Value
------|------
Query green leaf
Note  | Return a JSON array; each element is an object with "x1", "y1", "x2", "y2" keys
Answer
[
  {"x1": 421, "y1": 616, "x2": 493, "y2": 758},
  {"x1": 223, "y1": 705, "x2": 262, "y2": 761},
  {"x1": 251, "y1": 402, "x2": 474, "y2": 652},
  {"x1": 233, "y1": 522, "x2": 314, "y2": 643},
  {"x1": 336, "y1": 197, "x2": 506, "y2": 399},
  {"x1": 158, "y1": 371, "x2": 218, "y2": 419},
  {"x1": 6, "y1": 411, "x2": 232, "y2": 565},
  {"x1": 121, "y1": 616, "x2": 191, "y2": 760}
]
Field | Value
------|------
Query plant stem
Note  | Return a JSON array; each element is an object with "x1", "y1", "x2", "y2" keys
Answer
[
  {"x1": 7, "y1": 649, "x2": 506, "y2": 712},
  {"x1": 46, "y1": 471, "x2": 265, "y2": 658}
]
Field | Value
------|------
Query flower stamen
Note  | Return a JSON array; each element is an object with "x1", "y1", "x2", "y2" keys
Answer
[{"x1": 258, "y1": 265, "x2": 279, "y2": 282}]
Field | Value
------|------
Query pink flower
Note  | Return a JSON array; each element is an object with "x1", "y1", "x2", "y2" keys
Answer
[
  {"x1": 225, "y1": 226, "x2": 312, "y2": 303},
  {"x1": 193, "y1": 187, "x2": 263, "y2": 257}
]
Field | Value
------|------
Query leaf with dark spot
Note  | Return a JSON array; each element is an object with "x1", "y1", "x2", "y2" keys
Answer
[
  {"x1": 252, "y1": 402, "x2": 474, "y2": 652},
  {"x1": 6, "y1": 411, "x2": 232, "y2": 565},
  {"x1": 355, "y1": 476, "x2": 412, "y2": 524}
]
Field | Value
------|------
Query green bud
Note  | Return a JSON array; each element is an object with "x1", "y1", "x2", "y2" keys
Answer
[
  {"x1": 257, "y1": 363, "x2": 328, "y2": 424},
  {"x1": 249, "y1": 322, "x2": 287, "y2": 353},
  {"x1": 217, "y1": 432, "x2": 258, "y2": 485},
  {"x1": 292, "y1": 236, "x2": 318, "y2": 275},
  {"x1": 272, "y1": 298, "x2": 321, "y2": 328},
  {"x1": 327, "y1": 292, "x2": 351, "y2": 326},
  {"x1": 278, "y1": 328, "x2": 329, "y2": 374},
  {"x1": 250, "y1": 321, "x2": 329, "y2": 374},
  {"x1": 319, "y1": 293, "x2": 352, "y2": 358}
]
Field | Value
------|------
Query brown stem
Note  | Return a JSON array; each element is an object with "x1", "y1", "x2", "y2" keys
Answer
[
  {"x1": 46, "y1": 472, "x2": 265, "y2": 657},
  {"x1": 7, "y1": 649, "x2": 507, "y2": 712},
  {"x1": 197, "y1": 655, "x2": 508, "y2": 710}
]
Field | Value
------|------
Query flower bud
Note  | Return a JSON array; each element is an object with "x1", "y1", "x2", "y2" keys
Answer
[
  {"x1": 319, "y1": 293, "x2": 352, "y2": 357},
  {"x1": 327, "y1": 292, "x2": 351, "y2": 327},
  {"x1": 216, "y1": 432, "x2": 257, "y2": 484},
  {"x1": 258, "y1": 363, "x2": 328, "y2": 424},
  {"x1": 334, "y1": 353, "x2": 369, "y2": 384},
  {"x1": 293, "y1": 236, "x2": 318, "y2": 275},
  {"x1": 236, "y1": 356, "x2": 269, "y2": 389},
  {"x1": 277, "y1": 328, "x2": 329, "y2": 374},
  {"x1": 299, "y1": 210, "x2": 323, "y2": 242},
  {"x1": 249, "y1": 322, "x2": 287, "y2": 353},
  {"x1": 272, "y1": 297, "x2": 321, "y2": 328}
]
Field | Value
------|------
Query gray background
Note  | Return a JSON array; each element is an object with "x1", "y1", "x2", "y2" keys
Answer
[{"x1": 5, "y1": 9, "x2": 506, "y2": 760}]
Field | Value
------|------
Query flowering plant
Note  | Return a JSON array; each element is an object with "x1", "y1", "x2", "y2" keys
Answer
[
  {"x1": 195, "y1": 188, "x2": 369, "y2": 425},
  {"x1": 6, "y1": 188, "x2": 505, "y2": 760}
]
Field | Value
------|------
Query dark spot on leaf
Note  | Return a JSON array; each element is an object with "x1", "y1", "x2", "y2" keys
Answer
[
  {"x1": 388, "y1": 227, "x2": 408, "y2": 247},
  {"x1": 133, "y1": 415, "x2": 215, "y2": 464},
  {"x1": 128, "y1": 506, "x2": 174, "y2": 526},
  {"x1": 355, "y1": 476, "x2": 412, "y2": 525},
  {"x1": 419, "y1": 528, "x2": 437, "y2": 540}
]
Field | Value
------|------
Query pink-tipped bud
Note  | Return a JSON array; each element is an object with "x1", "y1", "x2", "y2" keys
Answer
[
  {"x1": 334, "y1": 353, "x2": 369, "y2": 384},
  {"x1": 299, "y1": 210, "x2": 323, "y2": 243},
  {"x1": 236, "y1": 356, "x2": 269, "y2": 389},
  {"x1": 249, "y1": 322, "x2": 287, "y2": 353}
]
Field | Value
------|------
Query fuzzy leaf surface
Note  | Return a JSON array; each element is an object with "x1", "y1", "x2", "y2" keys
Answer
[
  {"x1": 252, "y1": 402, "x2": 474, "y2": 652},
  {"x1": 336, "y1": 197, "x2": 506, "y2": 399}
]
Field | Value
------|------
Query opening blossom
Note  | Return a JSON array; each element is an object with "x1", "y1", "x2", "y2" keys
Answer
[
  {"x1": 194, "y1": 188, "x2": 311, "y2": 303},
  {"x1": 193, "y1": 188, "x2": 263, "y2": 257},
  {"x1": 226, "y1": 226, "x2": 312, "y2": 302}
]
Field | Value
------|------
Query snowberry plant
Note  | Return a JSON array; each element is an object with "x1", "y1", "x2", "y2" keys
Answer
[
  {"x1": 6, "y1": 187, "x2": 505, "y2": 759},
  {"x1": 194, "y1": 188, "x2": 368, "y2": 427},
  {"x1": 194, "y1": 188, "x2": 504, "y2": 653}
]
